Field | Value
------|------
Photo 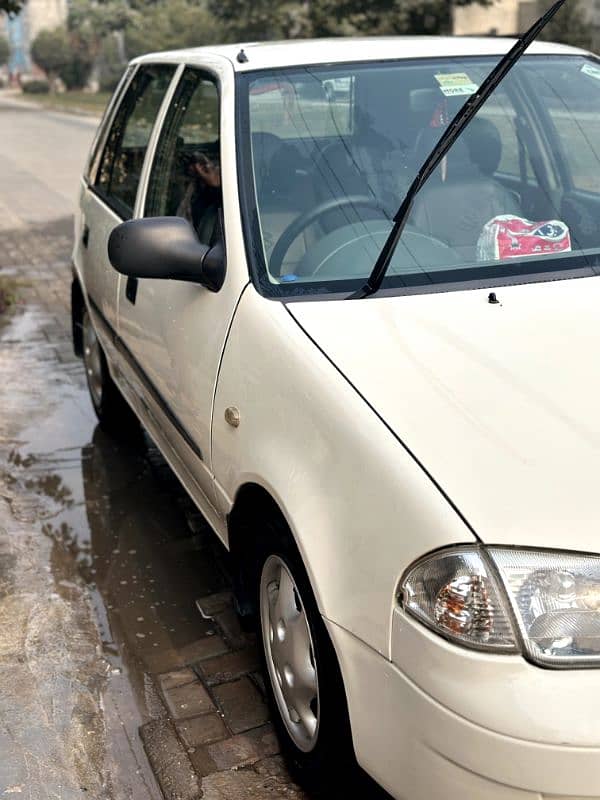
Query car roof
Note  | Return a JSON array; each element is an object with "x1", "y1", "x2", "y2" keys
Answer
[{"x1": 132, "y1": 36, "x2": 589, "y2": 72}]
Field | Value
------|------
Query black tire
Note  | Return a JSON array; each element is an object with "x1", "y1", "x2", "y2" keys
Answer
[
  {"x1": 253, "y1": 515, "x2": 357, "y2": 793},
  {"x1": 82, "y1": 309, "x2": 140, "y2": 437}
]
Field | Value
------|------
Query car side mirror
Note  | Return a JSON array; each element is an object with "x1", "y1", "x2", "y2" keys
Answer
[{"x1": 107, "y1": 216, "x2": 226, "y2": 292}]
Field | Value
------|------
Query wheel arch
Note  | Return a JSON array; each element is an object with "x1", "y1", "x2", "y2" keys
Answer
[{"x1": 227, "y1": 481, "x2": 315, "y2": 619}]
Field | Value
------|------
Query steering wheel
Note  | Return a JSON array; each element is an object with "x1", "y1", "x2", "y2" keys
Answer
[{"x1": 269, "y1": 195, "x2": 388, "y2": 277}]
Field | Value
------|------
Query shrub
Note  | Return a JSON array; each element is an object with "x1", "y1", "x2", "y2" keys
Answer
[
  {"x1": 0, "y1": 35, "x2": 9, "y2": 67},
  {"x1": 0, "y1": 278, "x2": 19, "y2": 314},
  {"x1": 31, "y1": 28, "x2": 69, "y2": 77},
  {"x1": 59, "y1": 54, "x2": 92, "y2": 90},
  {"x1": 22, "y1": 79, "x2": 50, "y2": 94}
]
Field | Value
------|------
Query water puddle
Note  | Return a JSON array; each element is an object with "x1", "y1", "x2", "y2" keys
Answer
[{"x1": 0, "y1": 304, "x2": 229, "y2": 798}]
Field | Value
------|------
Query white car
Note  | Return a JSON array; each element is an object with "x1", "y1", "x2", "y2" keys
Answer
[{"x1": 72, "y1": 27, "x2": 600, "y2": 800}]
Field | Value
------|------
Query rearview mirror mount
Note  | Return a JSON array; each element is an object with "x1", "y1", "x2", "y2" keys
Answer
[{"x1": 108, "y1": 216, "x2": 226, "y2": 292}]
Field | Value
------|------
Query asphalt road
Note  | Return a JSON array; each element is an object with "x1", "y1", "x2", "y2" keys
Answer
[{"x1": 0, "y1": 94, "x2": 98, "y2": 230}]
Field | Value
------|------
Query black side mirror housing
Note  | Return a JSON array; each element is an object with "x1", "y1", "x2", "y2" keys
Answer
[{"x1": 108, "y1": 216, "x2": 226, "y2": 292}]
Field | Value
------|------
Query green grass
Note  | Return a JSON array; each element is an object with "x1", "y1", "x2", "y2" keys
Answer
[
  {"x1": 0, "y1": 277, "x2": 19, "y2": 315},
  {"x1": 24, "y1": 91, "x2": 112, "y2": 116}
]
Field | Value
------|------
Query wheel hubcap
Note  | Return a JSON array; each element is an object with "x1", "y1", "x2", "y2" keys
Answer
[
  {"x1": 260, "y1": 555, "x2": 320, "y2": 752},
  {"x1": 83, "y1": 313, "x2": 103, "y2": 409}
]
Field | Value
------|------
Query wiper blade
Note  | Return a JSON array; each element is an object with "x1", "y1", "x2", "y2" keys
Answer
[{"x1": 349, "y1": 0, "x2": 568, "y2": 300}]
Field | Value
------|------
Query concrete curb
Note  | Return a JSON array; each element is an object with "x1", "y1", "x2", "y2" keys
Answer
[
  {"x1": 0, "y1": 91, "x2": 102, "y2": 123},
  {"x1": 141, "y1": 719, "x2": 202, "y2": 800}
]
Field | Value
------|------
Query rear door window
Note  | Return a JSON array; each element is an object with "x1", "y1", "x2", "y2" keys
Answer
[
  {"x1": 94, "y1": 64, "x2": 176, "y2": 218},
  {"x1": 85, "y1": 65, "x2": 134, "y2": 184}
]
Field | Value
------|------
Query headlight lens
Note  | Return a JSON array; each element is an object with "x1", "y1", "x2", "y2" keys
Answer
[
  {"x1": 401, "y1": 546, "x2": 600, "y2": 666},
  {"x1": 401, "y1": 546, "x2": 518, "y2": 652},
  {"x1": 489, "y1": 548, "x2": 600, "y2": 667}
]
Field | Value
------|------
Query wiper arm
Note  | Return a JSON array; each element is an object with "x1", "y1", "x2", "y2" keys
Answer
[{"x1": 349, "y1": 0, "x2": 568, "y2": 300}]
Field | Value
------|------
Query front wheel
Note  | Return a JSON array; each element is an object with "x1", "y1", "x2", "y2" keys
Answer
[
  {"x1": 255, "y1": 524, "x2": 356, "y2": 791},
  {"x1": 260, "y1": 554, "x2": 320, "y2": 753}
]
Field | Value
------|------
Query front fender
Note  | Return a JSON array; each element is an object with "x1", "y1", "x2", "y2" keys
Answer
[{"x1": 211, "y1": 288, "x2": 475, "y2": 658}]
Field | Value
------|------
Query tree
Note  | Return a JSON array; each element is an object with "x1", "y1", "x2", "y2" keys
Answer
[
  {"x1": 125, "y1": 0, "x2": 224, "y2": 57},
  {"x1": 209, "y1": 0, "x2": 494, "y2": 41},
  {"x1": 64, "y1": 0, "x2": 132, "y2": 89},
  {"x1": 539, "y1": 0, "x2": 595, "y2": 51},
  {"x1": 207, "y1": 0, "x2": 312, "y2": 40},
  {"x1": 309, "y1": 0, "x2": 495, "y2": 37},
  {"x1": 0, "y1": 0, "x2": 24, "y2": 15},
  {"x1": 31, "y1": 26, "x2": 92, "y2": 88},
  {"x1": 0, "y1": 34, "x2": 9, "y2": 67},
  {"x1": 67, "y1": 0, "x2": 133, "y2": 67}
]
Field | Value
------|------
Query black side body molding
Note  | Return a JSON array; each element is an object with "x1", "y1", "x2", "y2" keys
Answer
[{"x1": 87, "y1": 296, "x2": 204, "y2": 462}]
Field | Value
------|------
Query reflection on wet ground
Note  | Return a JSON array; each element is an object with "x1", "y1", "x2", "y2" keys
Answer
[
  {"x1": 78, "y1": 425, "x2": 231, "y2": 700},
  {"x1": 0, "y1": 296, "x2": 309, "y2": 799},
  {"x1": 1, "y1": 301, "x2": 232, "y2": 706},
  {"x1": 0, "y1": 302, "x2": 164, "y2": 799},
  {"x1": 0, "y1": 296, "x2": 239, "y2": 793}
]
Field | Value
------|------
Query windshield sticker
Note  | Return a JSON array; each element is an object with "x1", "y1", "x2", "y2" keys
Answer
[
  {"x1": 581, "y1": 63, "x2": 600, "y2": 82},
  {"x1": 435, "y1": 73, "x2": 479, "y2": 98},
  {"x1": 477, "y1": 216, "x2": 572, "y2": 262}
]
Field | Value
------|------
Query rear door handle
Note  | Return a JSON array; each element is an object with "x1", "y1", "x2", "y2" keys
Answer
[{"x1": 82, "y1": 224, "x2": 90, "y2": 248}]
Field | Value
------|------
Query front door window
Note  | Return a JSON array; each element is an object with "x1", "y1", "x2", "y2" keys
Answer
[{"x1": 145, "y1": 69, "x2": 221, "y2": 248}]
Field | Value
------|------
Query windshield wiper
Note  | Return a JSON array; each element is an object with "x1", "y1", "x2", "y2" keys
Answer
[{"x1": 349, "y1": 0, "x2": 568, "y2": 300}]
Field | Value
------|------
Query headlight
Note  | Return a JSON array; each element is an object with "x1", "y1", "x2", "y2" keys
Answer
[
  {"x1": 401, "y1": 546, "x2": 600, "y2": 667},
  {"x1": 489, "y1": 548, "x2": 600, "y2": 667}
]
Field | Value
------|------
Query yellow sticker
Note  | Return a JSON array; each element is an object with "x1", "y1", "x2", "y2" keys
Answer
[{"x1": 435, "y1": 72, "x2": 479, "y2": 98}]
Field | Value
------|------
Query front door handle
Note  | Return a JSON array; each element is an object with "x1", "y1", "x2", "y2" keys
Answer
[{"x1": 82, "y1": 224, "x2": 90, "y2": 248}]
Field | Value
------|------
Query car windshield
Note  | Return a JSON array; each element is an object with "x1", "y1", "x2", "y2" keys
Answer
[{"x1": 237, "y1": 54, "x2": 600, "y2": 298}]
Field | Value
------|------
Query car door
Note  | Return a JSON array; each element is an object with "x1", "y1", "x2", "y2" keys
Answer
[
  {"x1": 78, "y1": 63, "x2": 177, "y2": 343},
  {"x1": 117, "y1": 65, "x2": 248, "y2": 518}
]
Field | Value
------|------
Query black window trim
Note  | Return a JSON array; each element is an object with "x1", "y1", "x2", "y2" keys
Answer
[{"x1": 87, "y1": 294, "x2": 204, "y2": 462}]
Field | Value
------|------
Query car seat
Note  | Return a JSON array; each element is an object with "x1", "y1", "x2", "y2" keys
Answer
[
  {"x1": 311, "y1": 131, "x2": 407, "y2": 235},
  {"x1": 411, "y1": 117, "x2": 522, "y2": 261}
]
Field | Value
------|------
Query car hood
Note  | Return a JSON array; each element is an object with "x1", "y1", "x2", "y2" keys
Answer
[{"x1": 287, "y1": 277, "x2": 600, "y2": 552}]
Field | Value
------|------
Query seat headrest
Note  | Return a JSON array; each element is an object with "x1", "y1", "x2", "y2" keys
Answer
[
  {"x1": 414, "y1": 127, "x2": 478, "y2": 182},
  {"x1": 464, "y1": 117, "x2": 502, "y2": 176}
]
